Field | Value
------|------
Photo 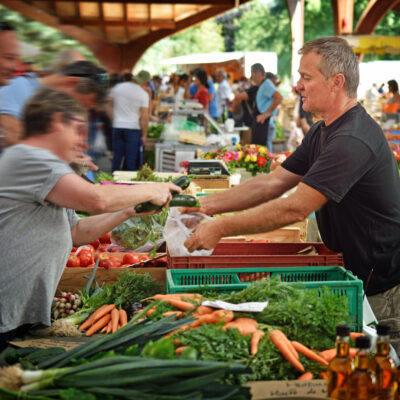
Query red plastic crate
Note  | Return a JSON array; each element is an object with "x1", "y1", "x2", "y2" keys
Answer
[{"x1": 167, "y1": 242, "x2": 343, "y2": 269}]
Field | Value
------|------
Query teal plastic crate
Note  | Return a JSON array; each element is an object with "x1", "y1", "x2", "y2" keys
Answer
[{"x1": 166, "y1": 266, "x2": 363, "y2": 332}]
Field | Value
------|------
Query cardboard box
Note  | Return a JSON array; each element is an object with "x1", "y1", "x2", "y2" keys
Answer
[
  {"x1": 247, "y1": 379, "x2": 327, "y2": 399},
  {"x1": 192, "y1": 176, "x2": 230, "y2": 189}
]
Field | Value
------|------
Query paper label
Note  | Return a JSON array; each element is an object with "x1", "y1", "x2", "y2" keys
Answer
[{"x1": 201, "y1": 300, "x2": 268, "y2": 313}]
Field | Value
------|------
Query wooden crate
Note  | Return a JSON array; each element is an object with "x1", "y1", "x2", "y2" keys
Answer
[
  {"x1": 192, "y1": 176, "x2": 230, "y2": 189},
  {"x1": 57, "y1": 267, "x2": 166, "y2": 293}
]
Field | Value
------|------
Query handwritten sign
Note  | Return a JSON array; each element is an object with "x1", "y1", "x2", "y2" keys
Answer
[
  {"x1": 9, "y1": 337, "x2": 86, "y2": 351},
  {"x1": 247, "y1": 379, "x2": 327, "y2": 399}
]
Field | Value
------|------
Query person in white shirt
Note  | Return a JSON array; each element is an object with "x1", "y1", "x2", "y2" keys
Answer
[
  {"x1": 108, "y1": 70, "x2": 150, "y2": 171},
  {"x1": 216, "y1": 70, "x2": 232, "y2": 119}
]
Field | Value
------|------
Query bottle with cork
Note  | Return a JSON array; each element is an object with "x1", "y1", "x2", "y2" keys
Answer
[
  {"x1": 348, "y1": 336, "x2": 378, "y2": 400},
  {"x1": 371, "y1": 324, "x2": 397, "y2": 400},
  {"x1": 327, "y1": 324, "x2": 353, "y2": 399}
]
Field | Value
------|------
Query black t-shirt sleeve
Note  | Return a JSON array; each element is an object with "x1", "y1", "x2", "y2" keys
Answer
[{"x1": 283, "y1": 134, "x2": 374, "y2": 203}]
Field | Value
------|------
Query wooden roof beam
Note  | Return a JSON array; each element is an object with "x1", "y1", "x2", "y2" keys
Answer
[
  {"x1": 355, "y1": 0, "x2": 400, "y2": 34},
  {"x1": 50, "y1": 0, "x2": 238, "y2": 4},
  {"x1": 60, "y1": 18, "x2": 176, "y2": 29}
]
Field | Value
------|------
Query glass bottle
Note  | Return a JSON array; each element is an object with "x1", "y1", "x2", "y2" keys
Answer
[
  {"x1": 371, "y1": 324, "x2": 397, "y2": 400},
  {"x1": 327, "y1": 324, "x2": 353, "y2": 400},
  {"x1": 348, "y1": 336, "x2": 378, "y2": 400}
]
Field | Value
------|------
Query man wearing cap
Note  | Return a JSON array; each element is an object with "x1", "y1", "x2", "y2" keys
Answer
[
  {"x1": 216, "y1": 70, "x2": 233, "y2": 120},
  {"x1": 0, "y1": 21, "x2": 19, "y2": 154},
  {"x1": 108, "y1": 70, "x2": 150, "y2": 171},
  {"x1": 0, "y1": 60, "x2": 107, "y2": 150}
]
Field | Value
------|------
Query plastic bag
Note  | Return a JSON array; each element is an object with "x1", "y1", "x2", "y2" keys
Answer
[
  {"x1": 111, "y1": 209, "x2": 168, "y2": 252},
  {"x1": 164, "y1": 208, "x2": 214, "y2": 257}
]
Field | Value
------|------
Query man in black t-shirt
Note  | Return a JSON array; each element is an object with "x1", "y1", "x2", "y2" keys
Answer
[{"x1": 184, "y1": 37, "x2": 400, "y2": 353}]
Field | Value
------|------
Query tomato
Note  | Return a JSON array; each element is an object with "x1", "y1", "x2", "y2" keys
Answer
[
  {"x1": 108, "y1": 256, "x2": 122, "y2": 268},
  {"x1": 86, "y1": 263, "x2": 95, "y2": 268},
  {"x1": 78, "y1": 249, "x2": 94, "y2": 267},
  {"x1": 95, "y1": 252, "x2": 109, "y2": 263},
  {"x1": 66, "y1": 254, "x2": 80, "y2": 268},
  {"x1": 86, "y1": 244, "x2": 96, "y2": 253},
  {"x1": 97, "y1": 243, "x2": 110, "y2": 252},
  {"x1": 71, "y1": 246, "x2": 78, "y2": 252},
  {"x1": 99, "y1": 232, "x2": 111, "y2": 244},
  {"x1": 123, "y1": 253, "x2": 140, "y2": 265},
  {"x1": 138, "y1": 254, "x2": 150, "y2": 262},
  {"x1": 90, "y1": 239, "x2": 100, "y2": 249}
]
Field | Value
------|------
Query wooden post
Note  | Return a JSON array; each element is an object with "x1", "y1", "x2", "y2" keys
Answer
[{"x1": 286, "y1": 0, "x2": 304, "y2": 88}]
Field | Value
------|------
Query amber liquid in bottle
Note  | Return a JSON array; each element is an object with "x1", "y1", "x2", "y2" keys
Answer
[
  {"x1": 327, "y1": 336, "x2": 353, "y2": 399},
  {"x1": 372, "y1": 336, "x2": 397, "y2": 400},
  {"x1": 348, "y1": 348, "x2": 378, "y2": 400}
]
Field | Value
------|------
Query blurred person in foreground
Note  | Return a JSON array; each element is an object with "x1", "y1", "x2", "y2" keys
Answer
[
  {"x1": 0, "y1": 87, "x2": 181, "y2": 351},
  {"x1": 0, "y1": 21, "x2": 20, "y2": 153},
  {"x1": 183, "y1": 37, "x2": 400, "y2": 353}
]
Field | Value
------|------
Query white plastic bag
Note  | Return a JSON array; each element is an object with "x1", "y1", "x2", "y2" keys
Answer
[{"x1": 164, "y1": 208, "x2": 214, "y2": 257}]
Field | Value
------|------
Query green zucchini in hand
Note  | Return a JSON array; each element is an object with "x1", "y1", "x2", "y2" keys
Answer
[
  {"x1": 135, "y1": 194, "x2": 199, "y2": 213},
  {"x1": 172, "y1": 175, "x2": 191, "y2": 191}
]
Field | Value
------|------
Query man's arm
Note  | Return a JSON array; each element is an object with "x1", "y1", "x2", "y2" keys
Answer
[
  {"x1": 231, "y1": 92, "x2": 249, "y2": 113},
  {"x1": 0, "y1": 114, "x2": 23, "y2": 147},
  {"x1": 194, "y1": 166, "x2": 302, "y2": 216},
  {"x1": 185, "y1": 182, "x2": 327, "y2": 252},
  {"x1": 139, "y1": 106, "x2": 149, "y2": 144},
  {"x1": 257, "y1": 91, "x2": 283, "y2": 124}
]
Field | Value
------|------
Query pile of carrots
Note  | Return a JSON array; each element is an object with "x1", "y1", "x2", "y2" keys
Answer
[{"x1": 79, "y1": 304, "x2": 128, "y2": 336}]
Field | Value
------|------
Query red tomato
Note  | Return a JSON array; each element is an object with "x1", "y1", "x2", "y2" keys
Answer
[
  {"x1": 95, "y1": 252, "x2": 109, "y2": 263},
  {"x1": 99, "y1": 232, "x2": 111, "y2": 244},
  {"x1": 90, "y1": 239, "x2": 100, "y2": 249},
  {"x1": 66, "y1": 255, "x2": 80, "y2": 268},
  {"x1": 78, "y1": 249, "x2": 94, "y2": 267},
  {"x1": 108, "y1": 256, "x2": 122, "y2": 268},
  {"x1": 86, "y1": 244, "x2": 96, "y2": 253},
  {"x1": 123, "y1": 253, "x2": 140, "y2": 265},
  {"x1": 71, "y1": 246, "x2": 78, "y2": 252},
  {"x1": 97, "y1": 243, "x2": 110, "y2": 252},
  {"x1": 138, "y1": 254, "x2": 150, "y2": 262},
  {"x1": 86, "y1": 263, "x2": 95, "y2": 268}
]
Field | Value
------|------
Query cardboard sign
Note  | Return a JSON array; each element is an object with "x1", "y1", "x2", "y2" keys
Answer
[{"x1": 247, "y1": 379, "x2": 327, "y2": 399}]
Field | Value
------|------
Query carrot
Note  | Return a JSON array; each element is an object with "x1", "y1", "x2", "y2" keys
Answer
[
  {"x1": 160, "y1": 298, "x2": 196, "y2": 311},
  {"x1": 213, "y1": 310, "x2": 234, "y2": 323},
  {"x1": 86, "y1": 313, "x2": 111, "y2": 337},
  {"x1": 172, "y1": 339, "x2": 182, "y2": 346},
  {"x1": 291, "y1": 341, "x2": 329, "y2": 367},
  {"x1": 350, "y1": 332, "x2": 365, "y2": 341},
  {"x1": 225, "y1": 321, "x2": 258, "y2": 336},
  {"x1": 193, "y1": 305, "x2": 214, "y2": 317},
  {"x1": 106, "y1": 320, "x2": 112, "y2": 334},
  {"x1": 273, "y1": 330, "x2": 299, "y2": 360},
  {"x1": 175, "y1": 346, "x2": 189, "y2": 355},
  {"x1": 162, "y1": 311, "x2": 183, "y2": 318},
  {"x1": 349, "y1": 348, "x2": 357, "y2": 358},
  {"x1": 297, "y1": 372, "x2": 313, "y2": 380},
  {"x1": 319, "y1": 348, "x2": 336, "y2": 362},
  {"x1": 119, "y1": 309, "x2": 128, "y2": 327},
  {"x1": 111, "y1": 308, "x2": 120, "y2": 333},
  {"x1": 146, "y1": 307, "x2": 156, "y2": 316},
  {"x1": 100, "y1": 325, "x2": 108, "y2": 333},
  {"x1": 92, "y1": 304, "x2": 115, "y2": 323},
  {"x1": 251, "y1": 330, "x2": 265, "y2": 355},
  {"x1": 79, "y1": 312, "x2": 97, "y2": 331},
  {"x1": 320, "y1": 372, "x2": 327, "y2": 380},
  {"x1": 269, "y1": 329, "x2": 305, "y2": 372}
]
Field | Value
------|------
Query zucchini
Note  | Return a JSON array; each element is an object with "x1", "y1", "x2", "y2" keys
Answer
[
  {"x1": 172, "y1": 176, "x2": 191, "y2": 191},
  {"x1": 135, "y1": 194, "x2": 199, "y2": 213},
  {"x1": 169, "y1": 194, "x2": 199, "y2": 208}
]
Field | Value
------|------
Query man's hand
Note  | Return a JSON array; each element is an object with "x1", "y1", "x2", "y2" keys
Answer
[
  {"x1": 256, "y1": 112, "x2": 270, "y2": 124},
  {"x1": 141, "y1": 136, "x2": 147, "y2": 146},
  {"x1": 184, "y1": 219, "x2": 222, "y2": 252},
  {"x1": 74, "y1": 153, "x2": 99, "y2": 171}
]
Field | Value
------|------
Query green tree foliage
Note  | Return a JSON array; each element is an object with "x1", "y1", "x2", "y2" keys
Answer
[
  {"x1": 0, "y1": 5, "x2": 96, "y2": 68},
  {"x1": 137, "y1": 20, "x2": 225, "y2": 73}
]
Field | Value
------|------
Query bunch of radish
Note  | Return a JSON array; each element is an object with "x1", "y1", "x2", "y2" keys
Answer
[{"x1": 52, "y1": 292, "x2": 82, "y2": 320}]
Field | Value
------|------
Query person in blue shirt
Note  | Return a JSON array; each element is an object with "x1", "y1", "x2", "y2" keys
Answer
[
  {"x1": 187, "y1": 68, "x2": 219, "y2": 119},
  {"x1": 251, "y1": 63, "x2": 282, "y2": 146}
]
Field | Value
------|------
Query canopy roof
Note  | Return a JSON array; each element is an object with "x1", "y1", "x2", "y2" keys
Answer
[
  {"x1": 1, "y1": 0, "x2": 251, "y2": 71},
  {"x1": 344, "y1": 35, "x2": 400, "y2": 55}
]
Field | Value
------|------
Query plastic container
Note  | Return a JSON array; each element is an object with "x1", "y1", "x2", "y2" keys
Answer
[
  {"x1": 166, "y1": 266, "x2": 363, "y2": 331},
  {"x1": 167, "y1": 242, "x2": 343, "y2": 269}
]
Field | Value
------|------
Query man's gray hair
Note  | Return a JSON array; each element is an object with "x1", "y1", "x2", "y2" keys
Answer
[
  {"x1": 299, "y1": 37, "x2": 359, "y2": 98},
  {"x1": 218, "y1": 70, "x2": 227, "y2": 79}
]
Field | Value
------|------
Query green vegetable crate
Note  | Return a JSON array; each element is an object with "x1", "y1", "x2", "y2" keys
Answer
[{"x1": 166, "y1": 266, "x2": 363, "y2": 332}]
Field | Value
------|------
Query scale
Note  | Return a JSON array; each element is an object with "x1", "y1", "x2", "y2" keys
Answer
[{"x1": 188, "y1": 159, "x2": 231, "y2": 176}]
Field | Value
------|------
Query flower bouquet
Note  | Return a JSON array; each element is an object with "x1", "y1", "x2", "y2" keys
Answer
[
  {"x1": 201, "y1": 144, "x2": 273, "y2": 176},
  {"x1": 393, "y1": 148, "x2": 400, "y2": 175}
]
